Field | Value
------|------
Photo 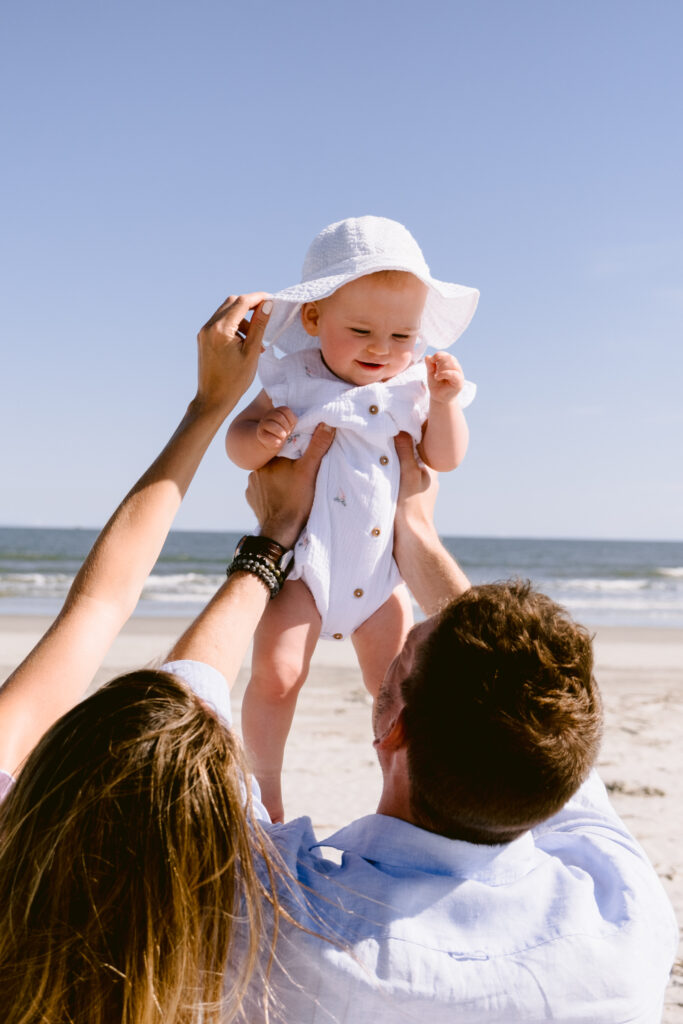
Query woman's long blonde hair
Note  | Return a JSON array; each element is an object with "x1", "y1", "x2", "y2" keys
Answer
[{"x1": 0, "y1": 669, "x2": 280, "y2": 1023}]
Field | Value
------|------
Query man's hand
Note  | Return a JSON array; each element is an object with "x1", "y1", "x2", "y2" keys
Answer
[
  {"x1": 195, "y1": 293, "x2": 271, "y2": 417},
  {"x1": 246, "y1": 423, "x2": 335, "y2": 548},
  {"x1": 425, "y1": 351, "x2": 465, "y2": 405},
  {"x1": 394, "y1": 431, "x2": 440, "y2": 546},
  {"x1": 393, "y1": 431, "x2": 470, "y2": 613},
  {"x1": 255, "y1": 405, "x2": 298, "y2": 454}
]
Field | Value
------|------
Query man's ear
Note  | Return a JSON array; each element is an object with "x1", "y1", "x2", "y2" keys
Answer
[
  {"x1": 374, "y1": 707, "x2": 408, "y2": 752},
  {"x1": 301, "y1": 302, "x2": 321, "y2": 336}
]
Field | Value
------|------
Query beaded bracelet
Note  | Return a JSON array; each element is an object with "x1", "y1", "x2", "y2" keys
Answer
[{"x1": 226, "y1": 553, "x2": 283, "y2": 598}]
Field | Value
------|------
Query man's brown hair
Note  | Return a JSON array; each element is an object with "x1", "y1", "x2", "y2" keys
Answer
[{"x1": 402, "y1": 581, "x2": 602, "y2": 844}]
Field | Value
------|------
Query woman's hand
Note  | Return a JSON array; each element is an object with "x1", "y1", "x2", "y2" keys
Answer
[{"x1": 195, "y1": 293, "x2": 272, "y2": 416}]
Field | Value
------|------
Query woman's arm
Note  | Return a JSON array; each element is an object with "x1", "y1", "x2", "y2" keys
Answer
[
  {"x1": 167, "y1": 421, "x2": 334, "y2": 684},
  {"x1": 0, "y1": 293, "x2": 270, "y2": 775},
  {"x1": 226, "y1": 390, "x2": 299, "y2": 470},
  {"x1": 393, "y1": 431, "x2": 471, "y2": 614}
]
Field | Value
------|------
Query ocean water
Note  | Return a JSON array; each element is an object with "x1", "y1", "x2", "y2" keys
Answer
[{"x1": 0, "y1": 527, "x2": 682, "y2": 628}]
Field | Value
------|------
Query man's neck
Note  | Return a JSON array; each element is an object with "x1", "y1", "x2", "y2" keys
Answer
[{"x1": 375, "y1": 750, "x2": 415, "y2": 823}]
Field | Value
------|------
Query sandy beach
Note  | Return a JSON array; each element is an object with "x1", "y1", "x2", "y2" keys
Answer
[{"x1": 2, "y1": 616, "x2": 682, "y2": 1020}]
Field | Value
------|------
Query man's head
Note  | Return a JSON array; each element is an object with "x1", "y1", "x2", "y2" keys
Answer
[{"x1": 374, "y1": 581, "x2": 602, "y2": 844}]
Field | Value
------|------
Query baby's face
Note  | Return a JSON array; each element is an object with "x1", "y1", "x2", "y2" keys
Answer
[{"x1": 301, "y1": 272, "x2": 428, "y2": 386}]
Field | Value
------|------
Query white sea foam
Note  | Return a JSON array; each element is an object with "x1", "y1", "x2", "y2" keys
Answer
[
  {"x1": 0, "y1": 571, "x2": 224, "y2": 608},
  {"x1": 0, "y1": 572, "x2": 74, "y2": 594},
  {"x1": 558, "y1": 578, "x2": 648, "y2": 593},
  {"x1": 657, "y1": 567, "x2": 683, "y2": 578},
  {"x1": 142, "y1": 573, "x2": 224, "y2": 601},
  {"x1": 561, "y1": 596, "x2": 683, "y2": 612}
]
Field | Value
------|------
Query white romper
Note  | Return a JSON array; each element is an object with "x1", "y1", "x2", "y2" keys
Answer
[{"x1": 259, "y1": 346, "x2": 475, "y2": 639}]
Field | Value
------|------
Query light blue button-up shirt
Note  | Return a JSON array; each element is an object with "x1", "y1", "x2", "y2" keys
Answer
[{"x1": 164, "y1": 659, "x2": 678, "y2": 1023}]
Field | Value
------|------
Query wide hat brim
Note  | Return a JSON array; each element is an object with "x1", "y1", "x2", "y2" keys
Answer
[{"x1": 263, "y1": 258, "x2": 480, "y2": 358}]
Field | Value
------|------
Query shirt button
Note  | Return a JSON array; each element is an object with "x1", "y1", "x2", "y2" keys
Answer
[
  {"x1": 371, "y1": 527, "x2": 381, "y2": 537},
  {"x1": 369, "y1": 404, "x2": 379, "y2": 415},
  {"x1": 333, "y1": 632, "x2": 343, "y2": 640},
  {"x1": 353, "y1": 588, "x2": 364, "y2": 598},
  {"x1": 379, "y1": 455, "x2": 389, "y2": 465}
]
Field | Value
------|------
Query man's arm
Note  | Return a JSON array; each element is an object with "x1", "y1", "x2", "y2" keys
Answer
[
  {"x1": 166, "y1": 422, "x2": 335, "y2": 685},
  {"x1": 0, "y1": 293, "x2": 270, "y2": 775},
  {"x1": 393, "y1": 432, "x2": 471, "y2": 614}
]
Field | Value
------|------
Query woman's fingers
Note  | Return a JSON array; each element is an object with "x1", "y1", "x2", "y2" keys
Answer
[
  {"x1": 195, "y1": 293, "x2": 272, "y2": 414},
  {"x1": 200, "y1": 291, "x2": 271, "y2": 334},
  {"x1": 243, "y1": 298, "x2": 272, "y2": 354}
]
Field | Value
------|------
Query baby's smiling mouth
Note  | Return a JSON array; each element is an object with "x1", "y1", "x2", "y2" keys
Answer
[{"x1": 356, "y1": 360, "x2": 384, "y2": 369}]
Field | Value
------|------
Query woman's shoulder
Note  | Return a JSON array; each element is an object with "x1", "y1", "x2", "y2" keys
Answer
[
  {"x1": 0, "y1": 770, "x2": 15, "y2": 801},
  {"x1": 161, "y1": 660, "x2": 233, "y2": 727}
]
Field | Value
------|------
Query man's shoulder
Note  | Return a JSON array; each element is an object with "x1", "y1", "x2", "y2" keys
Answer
[
  {"x1": 266, "y1": 804, "x2": 677, "y2": 1023},
  {"x1": 533, "y1": 770, "x2": 658, "y2": 863},
  {"x1": 533, "y1": 770, "x2": 678, "y2": 938}
]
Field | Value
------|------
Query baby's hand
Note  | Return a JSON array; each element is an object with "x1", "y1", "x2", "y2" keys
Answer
[
  {"x1": 426, "y1": 352, "x2": 465, "y2": 404},
  {"x1": 256, "y1": 406, "x2": 298, "y2": 453}
]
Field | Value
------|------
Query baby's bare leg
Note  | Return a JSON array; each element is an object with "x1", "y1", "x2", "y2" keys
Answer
[
  {"x1": 351, "y1": 585, "x2": 414, "y2": 699},
  {"x1": 241, "y1": 579, "x2": 321, "y2": 823}
]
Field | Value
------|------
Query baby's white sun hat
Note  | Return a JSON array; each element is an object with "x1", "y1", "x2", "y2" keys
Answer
[{"x1": 263, "y1": 215, "x2": 479, "y2": 358}]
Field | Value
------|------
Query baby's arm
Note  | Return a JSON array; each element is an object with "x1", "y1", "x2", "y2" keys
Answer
[
  {"x1": 417, "y1": 352, "x2": 470, "y2": 471},
  {"x1": 226, "y1": 389, "x2": 298, "y2": 469}
]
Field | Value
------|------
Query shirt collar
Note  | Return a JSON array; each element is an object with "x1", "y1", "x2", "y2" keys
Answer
[{"x1": 313, "y1": 813, "x2": 539, "y2": 885}]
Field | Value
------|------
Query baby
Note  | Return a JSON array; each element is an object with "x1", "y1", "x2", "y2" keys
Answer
[{"x1": 227, "y1": 216, "x2": 479, "y2": 821}]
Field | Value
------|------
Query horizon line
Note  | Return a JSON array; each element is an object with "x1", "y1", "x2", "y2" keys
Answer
[{"x1": 0, "y1": 524, "x2": 681, "y2": 546}]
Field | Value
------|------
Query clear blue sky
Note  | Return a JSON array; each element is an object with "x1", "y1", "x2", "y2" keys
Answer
[{"x1": 2, "y1": 0, "x2": 681, "y2": 539}]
